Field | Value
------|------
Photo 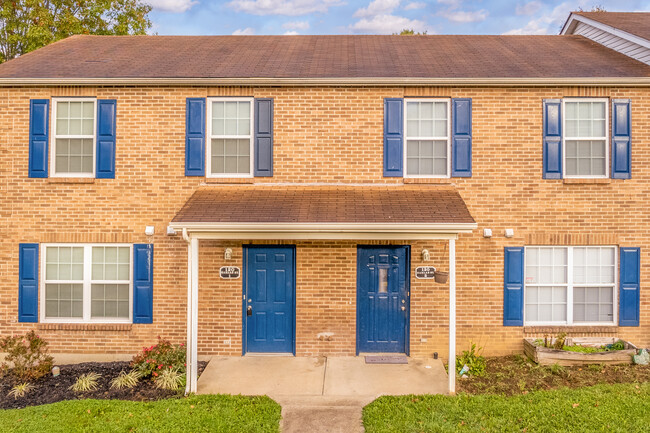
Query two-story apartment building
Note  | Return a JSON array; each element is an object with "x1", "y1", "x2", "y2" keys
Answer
[{"x1": 1, "y1": 12, "x2": 649, "y2": 393}]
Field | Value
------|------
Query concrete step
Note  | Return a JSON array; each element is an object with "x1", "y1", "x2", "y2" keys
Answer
[{"x1": 273, "y1": 395, "x2": 375, "y2": 407}]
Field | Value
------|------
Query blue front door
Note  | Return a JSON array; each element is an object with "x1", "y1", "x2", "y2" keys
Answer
[
  {"x1": 357, "y1": 246, "x2": 409, "y2": 353},
  {"x1": 244, "y1": 246, "x2": 295, "y2": 354}
]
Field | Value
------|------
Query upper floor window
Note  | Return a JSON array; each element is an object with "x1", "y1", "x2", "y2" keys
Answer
[
  {"x1": 207, "y1": 97, "x2": 253, "y2": 177},
  {"x1": 42, "y1": 244, "x2": 132, "y2": 323},
  {"x1": 563, "y1": 98, "x2": 608, "y2": 178},
  {"x1": 524, "y1": 246, "x2": 616, "y2": 326},
  {"x1": 404, "y1": 99, "x2": 450, "y2": 178},
  {"x1": 52, "y1": 98, "x2": 96, "y2": 177}
]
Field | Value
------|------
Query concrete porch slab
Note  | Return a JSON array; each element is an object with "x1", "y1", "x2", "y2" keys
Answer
[
  {"x1": 197, "y1": 356, "x2": 326, "y2": 396},
  {"x1": 323, "y1": 357, "x2": 448, "y2": 397}
]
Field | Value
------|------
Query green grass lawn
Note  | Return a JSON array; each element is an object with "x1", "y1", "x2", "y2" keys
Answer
[
  {"x1": 0, "y1": 395, "x2": 281, "y2": 433},
  {"x1": 364, "y1": 383, "x2": 650, "y2": 433}
]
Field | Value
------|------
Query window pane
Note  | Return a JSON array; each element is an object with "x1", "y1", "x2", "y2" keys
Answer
[
  {"x1": 565, "y1": 140, "x2": 606, "y2": 177},
  {"x1": 210, "y1": 138, "x2": 251, "y2": 174},
  {"x1": 45, "y1": 283, "x2": 83, "y2": 318},
  {"x1": 573, "y1": 287, "x2": 614, "y2": 323},
  {"x1": 91, "y1": 283, "x2": 130, "y2": 319},
  {"x1": 46, "y1": 246, "x2": 84, "y2": 281},
  {"x1": 55, "y1": 138, "x2": 94, "y2": 174}
]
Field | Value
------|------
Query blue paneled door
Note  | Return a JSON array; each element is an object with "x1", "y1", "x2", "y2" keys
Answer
[
  {"x1": 244, "y1": 246, "x2": 295, "y2": 353},
  {"x1": 357, "y1": 246, "x2": 409, "y2": 353}
]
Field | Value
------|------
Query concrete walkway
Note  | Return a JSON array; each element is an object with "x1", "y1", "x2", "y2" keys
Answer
[{"x1": 197, "y1": 356, "x2": 447, "y2": 432}]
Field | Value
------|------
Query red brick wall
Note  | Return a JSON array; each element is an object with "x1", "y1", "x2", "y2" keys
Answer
[{"x1": 1, "y1": 85, "x2": 648, "y2": 359}]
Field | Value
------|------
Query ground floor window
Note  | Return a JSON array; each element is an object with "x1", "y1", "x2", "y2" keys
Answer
[
  {"x1": 42, "y1": 244, "x2": 132, "y2": 323},
  {"x1": 524, "y1": 246, "x2": 616, "y2": 325}
]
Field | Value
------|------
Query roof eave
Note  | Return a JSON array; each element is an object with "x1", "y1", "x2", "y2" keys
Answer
[{"x1": 1, "y1": 77, "x2": 650, "y2": 86}]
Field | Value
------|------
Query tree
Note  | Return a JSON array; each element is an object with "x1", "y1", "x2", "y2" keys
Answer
[
  {"x1": 0, "y1": 0, "x2": 152, "y2": 63},
  {"x1": 394, "y1": 28, "x2": 428, "y2": 35}
]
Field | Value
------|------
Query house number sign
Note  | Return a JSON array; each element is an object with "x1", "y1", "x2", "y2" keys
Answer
[
  {"x1": 220, "y1": 266, "x2": 240, "y2": 279},
  {"x1": 415, "y1": 266, "x2": 436, "y2": 279}
]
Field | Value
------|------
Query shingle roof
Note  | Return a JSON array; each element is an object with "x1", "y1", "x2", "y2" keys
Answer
[
  {"x1": 171, "y1": 186, "x2": 475, "y2": 225},
  {"x1": 575, "y1": 12, "x2": 650, "y2": 41},
  {"x1": 0, "y1": 34, "x2": 648, "y2": 80}
]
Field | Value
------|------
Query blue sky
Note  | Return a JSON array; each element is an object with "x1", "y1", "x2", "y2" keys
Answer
[{"x1": 146, "y1": 0, "x2": 650, "y2": 36}]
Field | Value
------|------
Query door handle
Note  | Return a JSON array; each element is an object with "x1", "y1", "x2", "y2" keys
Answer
[
  {"x1": 401, "y1": 306, "x2": 406, "y2": 311},
  {"x1": 247, "y1": 306, "x2": 253, "y2": 316}
]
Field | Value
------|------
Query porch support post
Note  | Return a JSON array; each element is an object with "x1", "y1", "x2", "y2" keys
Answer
[
  {"x1": 185, "y1": 236, "x2": 199, "y2": 394},
  {"x1": 448, "y1": 237, "x2": 456, "y2": 395}
]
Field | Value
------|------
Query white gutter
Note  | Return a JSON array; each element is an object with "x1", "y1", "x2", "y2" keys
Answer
[
  {"x1": 1, "y1": 77, "x2": 650, "y2": 86},
  {"x1": 561, "y1": 13, "x2": 650, "y2": 50}
]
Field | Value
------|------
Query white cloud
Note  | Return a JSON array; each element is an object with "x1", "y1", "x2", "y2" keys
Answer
[
  {"x1": 282, "y1": 20, "x2": 310, "y2": 30},
  {"x1": 145, "y1": 0, "x2": 197, "y2": 13},
  {"x1": 404, "y1": 2, "x2": 425, "y2": 10},
  {"x1": 232, "y1": 27, "x2": 256, "y2": 35},
  {"x1": 439, "y1": 9, "x2": 488, "y2": 23},
  {"x1": 503, "y1": 1, "x2": 584, "y2": 35},
  {"x1": 515, "y1": 1, "x2": 542, "y2": 16},
  {"x1": 437, "y1": 0, "x2": 462, "y2": 6},
  {"x1": 350, "y1": 14, "x2": 427, "y2": 34},
  {"x1": 284, "y1": 30, "x2": 300, "y2": 35},
  {"x1": 353, "y1": 0, "x2": 401, "y2": 18},
  {"x1": 228, "y1": 0, "x2": 343, "y2": 16}
]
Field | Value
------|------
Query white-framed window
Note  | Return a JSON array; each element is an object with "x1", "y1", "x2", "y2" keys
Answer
[
  {"x1": 41, "y1": 244, "x2": 132, "y2": 323},
  {"x1": 404, "y1": 98, "x2": 451, "y2": 178},
  {"x1": 563, "y1": 98, "x2": 609, "y2": 178},
  {"x1": 524, "y1": 246, "x2": 617, "y2": 326},
  {"x1": 206, "y1": 97, "x2": 254, "y2": 177},
  {"x1": 51, "y1": 98, "x2": 97, "y2": 177}
]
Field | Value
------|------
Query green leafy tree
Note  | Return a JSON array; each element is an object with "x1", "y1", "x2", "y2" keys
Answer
[
  {"x1": 0, "y1": 0, "x2": 152, "y2": 63},
  {"x1": 394, "y1": 28, "x2": 428, "y2": 35}
]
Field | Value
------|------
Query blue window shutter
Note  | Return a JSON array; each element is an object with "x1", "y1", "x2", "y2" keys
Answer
[
  {"x1": 29, "y1": 99, "x2": 49, "y2": 178},
  {"x1": 451, "y1": 98, "x2": 472, "y2": 177},
  {"x1": 542, "y1": 99, "x2": 562, "y2": 179},
  {"x1": 254, "y1": 98, "x2": 273, "y2": 177},
  {"x1": 383, "y1": 98, "x2": 403, "y2": 177},
  {"x1": 19, "y1": 243, "x2": 39, "y2": 323},
  {"x1": 185, "y1": 98, "x2": 205, "y2": 176},
  {"x1": 133, "y1": 244, "x2": 153, "y2": 324},
  {"x1": 504, "y1": 247, "x2": 524, "y2": 326},
  {"x1": 96, "y1": 99, "x2": 116, "y2": 179},
  {"x1": 619, "y1": 247, "x2": 640, "y2": 327},
  {"x1": 611, "y1": 99, "x2": 631, "y2": 179}
]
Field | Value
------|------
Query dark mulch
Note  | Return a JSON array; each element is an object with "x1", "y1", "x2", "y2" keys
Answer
[
  {"x1": 0, "y1": 361, "x2": 207, "y2": 410},
  {"x1": 458, "y1": 354, "x2": 650, "y2": 396}
]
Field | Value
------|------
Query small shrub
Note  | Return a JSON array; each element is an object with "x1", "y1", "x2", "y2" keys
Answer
[
  {"x1": 110, "y1": 370, "x2": 141, "y2": 390},
  {"x1": 456, "y1": 342, "x2": 486, "y2": 377},
  {"x1": 0, "y1": 331, "x2": 54, "y2": 380},
  {"x1": 132, "y1": 337, "x2": 186, "y2": 379},
  {"x1": 549, "y1": 363, "x2": 566, "y2": 376},
  {"x1": 8, "y1": 383, "x2": 35, "y2": 399},
  {"x1": 154, "y1": 368, "x2": 184, "y2": 390},
  {"x1": 552, "y1": 333, "x2": 567, "y2": 350},
  {"x1": 70, "y1": 372, "x2": 101, "y2": 392}
]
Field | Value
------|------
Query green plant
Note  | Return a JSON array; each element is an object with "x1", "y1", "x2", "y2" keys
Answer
[
  {"x1": 607, "y1": 340, "x2": 625, "y2": 351},
  {"x1": 0, "y1": 331, "x2": 54, "y2": 380},
  {"x1": 70, "y1": 372, "x2": 101, "y2": 392},
  {"x1": 553, "y1": 333, "x2": 567, "y2": 350},
  {"x1": 132, "y1": 337, "x2": 186, "y2": 379},
  {"x1": 110, "y1": 370, "x2": 141, "y2": 390},
  {"x1": 154, "y1": 367, "x2": 184, "y2": 390},
  {"x1": 8, "y1": 382, "x2": 35, "y2": 399},
  {"x1": 561, "y1": 345, "x2": 602, "y2": 353},
  {"x1": 549, "y1": 363, "x2": 566, "y2": 375},
  {"x1": 456, "y1": 342, "x2": 486, "y2": 377}
]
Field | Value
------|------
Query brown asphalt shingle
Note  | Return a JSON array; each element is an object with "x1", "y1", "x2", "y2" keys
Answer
[
  {"x1": 575, "y1": 12, "x2": 650, "y2": 41},
  {"x1": 0, "y1": 34, "x2": 648, "y2": 79},
  {"x1": 171, "y1": 186, "x2": 475, "y2": 224}
]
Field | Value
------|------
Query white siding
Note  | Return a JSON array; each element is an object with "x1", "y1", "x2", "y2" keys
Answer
[{"x1": 573, "y1": 21, "x2": 650, "y2": 65}]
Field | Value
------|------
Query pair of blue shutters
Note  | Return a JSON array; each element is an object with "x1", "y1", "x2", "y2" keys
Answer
[
  {"x1": 543, "y1": 99, "x2": 632, "y2": 179},
  {"x1": 18, "y1": 243, "x2": 153, "y2": 323},
  {"x1": 28, "y1": 99, "x2": 116, "y2": 178},
  {"x1": 503, "y1": 247, "x2": 640, "y2": 327},
  {"x1": 384, "y1": 98, "x2": 472, "y2": 177},
  {"x1": 185, "y1": 98, "x2": 273, "y2": 176}
]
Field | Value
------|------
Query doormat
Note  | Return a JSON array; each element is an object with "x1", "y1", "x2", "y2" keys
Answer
[{"x1": 364, "y1": 355, "x2": 408, "y2": 364}]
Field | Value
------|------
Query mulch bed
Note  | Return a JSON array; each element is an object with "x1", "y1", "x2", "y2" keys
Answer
[
  {"x1": 458, "y1": 355, "x2": 650, "y2": 396},
  {"x1": 0, "y1": 361, "x2": 207, "y2": 410}
]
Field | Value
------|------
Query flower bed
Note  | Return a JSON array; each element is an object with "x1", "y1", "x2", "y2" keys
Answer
[{"x1": 524, "y1": 338, "x2": 637, "y2": 366}]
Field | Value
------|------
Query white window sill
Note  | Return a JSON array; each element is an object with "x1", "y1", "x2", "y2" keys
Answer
[{"x1": 563, "y1": 178, "x2": 612, "y2": 184}]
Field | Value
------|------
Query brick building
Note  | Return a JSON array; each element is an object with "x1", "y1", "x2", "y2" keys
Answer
[{"x1": 1, "y1": 12, "x2": 649, "y2": 393}]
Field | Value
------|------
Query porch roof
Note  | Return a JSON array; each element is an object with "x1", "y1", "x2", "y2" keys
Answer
[{"x1": 170, "y1": 185, "x2": 477, "y2": 239}]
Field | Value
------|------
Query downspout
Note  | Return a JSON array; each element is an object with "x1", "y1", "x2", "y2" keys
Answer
[{"x1": 183, "y1": 228, "x2": 193, "y2": 395}]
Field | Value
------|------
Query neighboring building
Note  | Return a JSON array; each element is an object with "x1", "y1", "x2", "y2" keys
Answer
[{"x1": 1, "y1": 12, "x2": 649, "y2": 392}]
